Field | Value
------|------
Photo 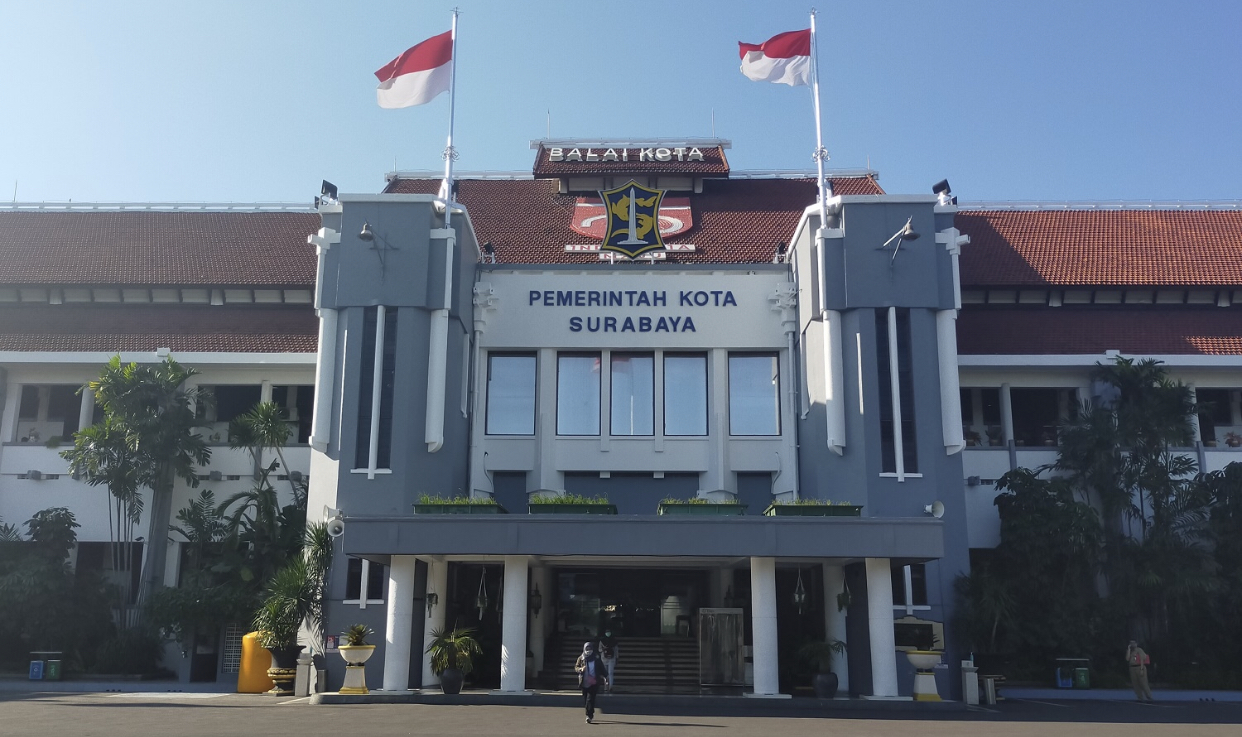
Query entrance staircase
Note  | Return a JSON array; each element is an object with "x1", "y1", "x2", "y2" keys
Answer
[{"x1": 546, "y1": 637, "x2": 700, "y2": 693}]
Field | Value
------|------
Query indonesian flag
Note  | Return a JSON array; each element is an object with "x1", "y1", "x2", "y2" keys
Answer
[
  {"x1": 375, "y1": 31, "x2": 453, "y2": 109},
  {"x1": 738, "y1": 29, "x2": 811, "y2": 87}
]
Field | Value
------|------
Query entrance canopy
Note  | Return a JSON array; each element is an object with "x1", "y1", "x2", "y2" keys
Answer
[{"x1": 341, "y1": 515, "x2": 943, "y2": 564}]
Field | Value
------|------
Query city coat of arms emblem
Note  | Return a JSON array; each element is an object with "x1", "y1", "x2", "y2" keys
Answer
[{"x1": 598, "y1": 181, "x2": 667, "y2": 258}]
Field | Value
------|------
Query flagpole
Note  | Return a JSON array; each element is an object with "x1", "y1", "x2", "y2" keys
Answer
[
  {"x1": 809, "y1": 8, "x2": 831, "y2": 224},
  {"x1": 442, "y1": 8, "x2": 460, "y2": 227}
]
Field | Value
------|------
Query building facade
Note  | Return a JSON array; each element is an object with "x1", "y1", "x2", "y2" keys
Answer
[{"x1": 2, "y1": 139, "x2": 1240, "y2": 695}]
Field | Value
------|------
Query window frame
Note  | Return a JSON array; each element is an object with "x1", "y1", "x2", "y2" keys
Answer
[
  {"x1": 609, "y1": 352, "x2": 656, "y2": 437},
  {"x1": 727, "y1": 352, "x2": 781, "y2": 437},
  {"x1": 662, "y1": 352, "x2": 709, "y2": 437},
  {"x1": 484, "y1": 352, "x2": 538, "y2": 436},
  {"x1": 556, "y1": 352, "x2": 602, "y2": 437},
  {"x1": 343, "y1": 557, "x2": 386, "y2": 609}
]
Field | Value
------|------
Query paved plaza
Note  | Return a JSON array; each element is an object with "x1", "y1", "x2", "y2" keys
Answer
[{"x1": 1, "y1": 691, "x2": 1240, "y2": 737}]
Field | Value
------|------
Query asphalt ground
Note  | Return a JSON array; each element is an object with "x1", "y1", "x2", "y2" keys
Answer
[{"x1": 1, "y1": 692, "x2": 1240, "y2": 737}]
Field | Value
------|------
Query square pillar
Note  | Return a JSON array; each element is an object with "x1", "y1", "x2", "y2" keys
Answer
[
  {"x1": 528, "y1": 565, "x2": 551, "y2": 677},
  {"x1": 421, "y1": 557, "x2": 448, "y2": 688},
  {"x1": 383, "y1": 555, "x2": 418, "y2": 691},
  {"x1": 865, "y1": 557, "x2": 899, "y2": 697},
  {"x1": 749, "y1": 556, "x2": 782, "y2": 696},
  {"x1": 499, "y1": 555, "x2": 530, "y2": 693}
]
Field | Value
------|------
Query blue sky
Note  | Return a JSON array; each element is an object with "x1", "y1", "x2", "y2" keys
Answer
[{"x1": 2, "y1": 0, "x2": 1239, "y2": 204}]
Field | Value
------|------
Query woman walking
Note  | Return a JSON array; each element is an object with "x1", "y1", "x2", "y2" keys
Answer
[
  {"x1": 575, "y1": 641, "x2": 610, "y2": 723},
  {"x1": 1126, "y1": 641, "x2": 1154, "y2": 702}
]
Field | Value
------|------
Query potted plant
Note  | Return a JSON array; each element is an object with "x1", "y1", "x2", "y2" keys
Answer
[
  {"x1": 527, "y1": 492, "x2": 617, "y2": 515},
  {"x1": 763, "y1": 499, "x2": 863, "y2": 517},
  {"x1": 1226, "y1": 432, "x2": 1242, "y2": 448},
  {"x1": 414, "y1": 493, "x2": 507, "y2": 514},
  {"x1": 338, "y1": 624, "x2": 376, "y2": 695},
  {"x1": 905, "y1": 631, "x2": 943, "y2": 701},
  {"x1": 426, "y1": 625, "x2": 482, "y2": 695},
  {"x1": 252, "y1": 595, "x2": 304, "y2": 697},
  {"x1": 798, "y1": 639, "x2": 846, "y2": 699},
  {"x1": 657, "y1": 496, "x2": 747, "y2": 515}
]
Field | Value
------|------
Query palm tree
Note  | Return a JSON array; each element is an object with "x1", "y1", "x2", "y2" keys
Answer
[{"x1": 62, "y1": 356, "x2": 210, "y2": 610}]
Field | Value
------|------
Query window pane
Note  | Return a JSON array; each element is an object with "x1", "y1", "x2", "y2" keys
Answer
[
  {"x1": 664, "y1": 355, "x2": 707, "y2": 436},
  {"x1": 611, "y1": 354, "x2": 654, "y2": 436},
  {"x1": 729, "y1": 355, "x2": 780, "y2": 435},
  {"x1": 486, "y1": 355, "x2": 536, "y2": 435},
  {"x1": 366, "y1": 562, "x2": 386, "y2": 601},
  {"x1": 910, "y1": 563, "x2": 928, "y2": 606},
  {"x1": 557, "y1": 354, "x2": 600, "y2": 435},
  {"x1": 345, "y1": 558, "x2": 363, "y2": 600}
]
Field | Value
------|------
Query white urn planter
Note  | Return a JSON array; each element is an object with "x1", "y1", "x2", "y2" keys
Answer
[
  {"x1": 338, "y1": 645, "x2": 376, "y2": 695},
  {"x1": 905, "y1": 650, "x2": 943, "y2": 702}
]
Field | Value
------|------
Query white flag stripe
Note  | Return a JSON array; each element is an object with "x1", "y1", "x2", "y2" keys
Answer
[
  {"x1": 740, "y1": 50, "x2": 811, "y2": 87},
  {"x1": 376, "y1": 60, "x2": 452, "y2": 109}
]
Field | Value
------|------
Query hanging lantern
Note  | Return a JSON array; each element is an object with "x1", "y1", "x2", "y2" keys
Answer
[
  {"x1": 425, "y1": 592, "x2": 438, "y2": 618},
  {"x1": 794, "y1": 569, "x2": 807, "y2": 614},
  {"x1": 475, "y1": 571, "x2": 489, "y2": 619},
  {"x1": 529, "y1": 583, "x2": 543, "y2": 617}
]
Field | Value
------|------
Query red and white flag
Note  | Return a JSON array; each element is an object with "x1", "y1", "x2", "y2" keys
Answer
[
  {"x1": 375, "y1": 31, "x2": 453, "y2": 109},
  {"x1": 738, "y1": 29, "x2": 811, "y2": 87}
]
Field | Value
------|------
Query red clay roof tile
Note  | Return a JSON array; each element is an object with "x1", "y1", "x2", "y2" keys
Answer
[
  {"x1": 0, "y1": 304, "x2": 317, "y2": 353},
  {"x1": 386, "y1": 175, "x2": 884, "y2": 264},
  {"x1": 956, "y1": 210, "x2": 1242, "y2": 287},
  {"x1": 957, "y1": 306, "x2": 1242, "y2": 355},
  {"x1": 0, "y1": 211, "x2": 319, "y2": 286}
]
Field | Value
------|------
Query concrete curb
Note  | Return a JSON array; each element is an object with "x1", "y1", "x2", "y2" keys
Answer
[{"x1": 309, "y1": 690, "x2": 968, "y2": 711}]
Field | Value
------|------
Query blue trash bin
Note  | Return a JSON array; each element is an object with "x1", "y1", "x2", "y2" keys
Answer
[{"x1": 29, "y1": 660, "x2": 44, "y2": 680}]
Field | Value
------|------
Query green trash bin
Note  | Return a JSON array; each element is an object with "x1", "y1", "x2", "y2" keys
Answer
[
  {"x1": 44, "y1": 660, "x2": 62, "y2": 681},
  {"x1": 1073, "y1": 667, "x2": 1090, "y2": 689}
]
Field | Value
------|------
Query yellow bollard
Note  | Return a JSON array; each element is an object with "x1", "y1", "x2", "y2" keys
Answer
[{"x1": 238, "y1": 632, "x2": 275, "y2": 694}]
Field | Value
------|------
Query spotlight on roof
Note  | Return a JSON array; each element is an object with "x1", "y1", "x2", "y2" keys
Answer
[
  {"x1": 359, "y1": 221, "x2": 375, "y2": 242},
  {"x1": 932, "y1": 179, "x2": 951, "y2": 196},
  {"x1": 321, "y1": 180, "x2": 338, "y2": 200},
  {"x1": 481, "y1": 241, "x2": 496, "y2": 264},
  {"x1": 773, "y1": 242, "x2": 788, "y2": 263}
]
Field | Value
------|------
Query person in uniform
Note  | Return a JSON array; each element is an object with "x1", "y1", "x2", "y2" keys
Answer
[{"x1": 1126, "y1": 640, "x2": 1154, "y2": 702}]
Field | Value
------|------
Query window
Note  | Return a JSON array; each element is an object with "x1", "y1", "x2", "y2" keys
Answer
[
  {"x1": 16, "y1": 384, "x2": 86, "y2": 443},
  {"x1": 610, "y1": 353, "x2": 654, "y2": 436},
  {"x1": 557, "y1": 353, "x2": 600, "y2": 435},
  {"x1": 961, "y1": 388, "x2": 1003, "y2": 446},
  {"x1": 355, "y1": 306, "x2": 398, "y2": 469},
  {"x1": 486, "y1": 354, "x2": 537, "y2": 435},
  {"x1": 1010, "y1": 388, "x2": 1068, "y2": 447},
  {"x1": 729, "y1": 354, "x2": 780, "y2": 435},
  {"x1": 877, "y1": 308, "x2": 918, "y2": 474},
  {"x1": 344, "y1": 558, "x2": 385, "y2": 607},
  {"x1": 891, "y1": 563, "x2": 929, "y2": 615},
  {"x1": 1197, "y1": 388, "x2": 1239, "y2": 445},
  {"x1": 272, "y1": 385, "x2": 315, "y2": 444},
  {"x1": 663, "y1": 354, "x2": 708, "y2": 436}
]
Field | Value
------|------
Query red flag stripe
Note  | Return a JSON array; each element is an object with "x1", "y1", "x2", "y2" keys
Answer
[
  {"x1": 375, "y1": 31, "x2": 453, "y2": 82},
  {"x1": 737, "y1": 28, "x2": 811, "y2": 60}
]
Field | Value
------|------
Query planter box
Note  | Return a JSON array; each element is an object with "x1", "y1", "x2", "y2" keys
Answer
[
  {"x1": 658, "y1": 503, "x2": 747, "y2": 516},
  {"x1": 763, "y1": 503, "x2": 863, "y2": 517},
  {"x1": 413, "y1": 503, "x2": 508, "y2": 515},
  {"x1": 528, "y1": 504, "x2": 618, "y2": 515}
]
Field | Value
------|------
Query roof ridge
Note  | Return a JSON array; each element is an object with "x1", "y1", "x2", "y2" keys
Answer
[
  {"x1": 0, "y1": 202, "x2": 315, "y2": 212},
  {"x1": 959, "y1": 200, "x2": 1242, "y2": 212}
]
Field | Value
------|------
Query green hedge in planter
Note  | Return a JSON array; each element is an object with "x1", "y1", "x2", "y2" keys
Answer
[
  {"x1": 528, "y1": 493, "x2": 617, "y2": 515},
  {"x1": 414, "y1": 494, "x2": 507, "y2": 514},
  {"x1": 657, "y1": 500, "x2": 747, "y2": 515},
  {"x1": 763, "y1": 501, "x2": 863, "y2": 517}
]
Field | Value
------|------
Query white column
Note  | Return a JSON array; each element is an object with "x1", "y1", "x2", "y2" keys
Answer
[
  {"x1": 309, "y1": 307, "x2": 338, "y2": 452},
  {"x1": 999, "y1": 383, "x2": 1014, "y2": 444},
  {"x1": 421, "y1": 558, "x2": 448, "y2": 688},
  {"x1": 78, "y1": 387, "x2": 95, "y2": 432},
  {"x1": 936, "y1": 309, "x2": 964, "y2": 455},
  {"x1": 382, "y1": 555, "x2": 418, "y2": 692},
  {"x1": 1188, "y1": 385, "x2": 1201, "y2": 443},
  {"x1": 823, "y1": 311, "x2": 846, "y2": 455},
  {"x1": 822, "y1": 564, "x2": 849, "y2": 694},
  {"x1": 749, "y1": 556, "x2": 782, "y2": 696},
  {"x1": 499, "y1": 555, "x2": 529, "y2": 693},
  {"x1": 865, "y1": 558, "x2": 898, "y2": 697}
]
